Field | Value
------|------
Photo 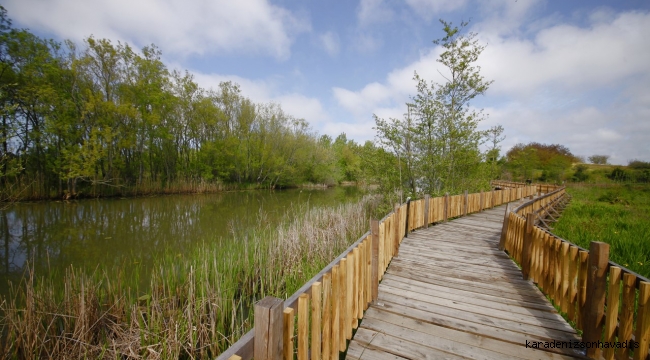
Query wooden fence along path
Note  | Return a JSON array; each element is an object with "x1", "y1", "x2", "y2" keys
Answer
[{"x1": 219, "y1": 183, "x2": 650, "y2": 360}]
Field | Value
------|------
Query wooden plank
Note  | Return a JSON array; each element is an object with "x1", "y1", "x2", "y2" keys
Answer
[
  {"x1": 359, "y1": 315, "x2": 512, "y2": 360},
  {"x1": 561, "y1": 242, "x2": 570, "y2": 314},
  {"x1": 346, "y1": 341, "x2": 409, "y2": 360},
  {"x1": 522, "y1": 213, "x2": 534, "y2": 280},
  {"x1": 393, "y1": 204, "x2": 400, "y2": 257},
  {"x1": 283, "y1": 308, "x2": 294, "y2": 360},
  {"x1": 366, "y1": 300, "x2": 581, "y2": 357},
  {"x1": 387, "y1": 263, "x2": 545, "y2": 298},
  {"x1": 568, "y1": 246, "x2": 578, "y2": 322},
  {"x1": 378, "y1": 221, "x2": 385, "y2": 279},
  {"x1": 577, "y1": 250, "x2": 588, "y2": 329},
  {"x1": 634, "y1": 282, "x2": 650, "y2": 360},
  {"x1": 352, "y1": 247, "x2": 360, "y2": 327},
  {"x1": 381, "y1": 273, "x2": 557, "y2": 312},
  {"x1": 377, "y1": 292, "x2": 578, "y2": 341},
  {"x1": 583, "y1": 241, "x2": 609, "y2": 359},
  {"x1": 379, "y1": 276, "x2": 561, "y2": 319},
  {"x1": 352, "y1": 327, "x2": 467, "y2": 360},
  {"x1": 603, "y1": 267, "x2": 620, "y2": 360},
  {"x1": 339, "y1": 258, "x2": 347, "y2": 352},
  {"x1": 617, "y1": 273, "x2": 636, "y2": 360},
  {"x1": 321, "y1": 273, "x2": 331, "y2": 360},
  {"x1": 346, "y1": 253, "x2": 353, "y2": 340},
  {"x1": 362, "y1": 309, "x2": 578, "y2": 360},
  {"x1": 378, "y1": 284, "x2": 573, "y2": 331},
  {"x1": 311, "y1": 282, "x2": 322, "y2": 360},
  {"x1": 331, "y1": 265, "x2": 339, "y2": 360},
  {"x1": 254, "y1": 296, "x2": 284, "y2": 360},
  {"x1": 298, "y1": 293, "x2": 309, "y2": 360},
  {"x1": 357, "y1": 241, "x2": 365, "y2": 319},
  {"x1": 371, "y1": 219, "x2": 379, "y2": 302}
]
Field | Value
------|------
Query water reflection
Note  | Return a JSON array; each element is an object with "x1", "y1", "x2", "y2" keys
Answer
[{"x1": 0, "y1": 187, "x2": 362, "y2": 295}]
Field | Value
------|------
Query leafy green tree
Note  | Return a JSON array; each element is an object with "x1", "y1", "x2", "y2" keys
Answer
[
  {"x1": 375, "y1": 20, "x2": 493, "y2": 196},
  {"x1": 588, "y1": 154, "x2": 610, "y2": 165}
]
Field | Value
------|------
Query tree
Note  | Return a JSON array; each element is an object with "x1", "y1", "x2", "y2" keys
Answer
[
  {"x1": 485, "y1": 125, "x2": 505, "y2": 179},
  {"x1": 375, "y1": 19, "x2": 493, "y2": 196},
  {"x1": 588, "y1": 154, "x2": 610, "y2": 165},
  {"x1": 505, "y1": 142, "x2": 579, "y2": 182}
]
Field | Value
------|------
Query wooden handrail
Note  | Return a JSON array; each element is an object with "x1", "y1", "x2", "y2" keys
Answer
[
  {"x1": 502, "y1": 191, "x2": 650, "y2": 359},
  {"x1": 218, "y1": 185, "x2": 538, "y2": 360}
]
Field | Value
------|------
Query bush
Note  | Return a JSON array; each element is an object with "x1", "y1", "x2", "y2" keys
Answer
[
  {"x1": 629, "y1": 160, "x2": 650, "y2": 170},
  {"x1": 572, "y1": 165, "x2": 589, "y2": 182},
  {"x1": 609, "y1": 167, "x2": 630, "y2": 182}
]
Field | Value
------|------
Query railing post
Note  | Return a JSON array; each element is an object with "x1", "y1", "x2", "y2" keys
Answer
[
  {"x1": 371, "y1": 219, "x2": 379, "y2": 302},
  {"x1": 522, "y1": 213, "x2": 534, "y2": 280},
  {"x1": 443, "y1": 193, "x2": 449, "y2": 222},
  {"x1": 479, "y1": 190, "x2": 484, "y2": 212},
  {"x1": 463, "y1": 190, "x2": 468, "y2": 216},
  {"x1": 254, "y1": 296, "x2": 284, "y2": 360},
  {"x1": 491, "y1": 189, "x2": 495, "y2": 208},
  {"x1": 498, "y1": 204, "x2": 510, "y2": 251},
  {"x1": 424, "y1": 194, "x2": 430, "y2": 228},
  {"x1": 582, "y1": 241, "x2": 609, "y2": 359},
  {"x1": 393, "y1": 203, "x2": 400, "y2": 257},
  {"x1": 404, "y1": 198, "x2": 411, "y2": 237}
]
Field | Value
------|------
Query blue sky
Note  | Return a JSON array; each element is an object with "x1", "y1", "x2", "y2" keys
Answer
[{"x1": 4, "y1": 0, "x2": 650, "y2": 164}]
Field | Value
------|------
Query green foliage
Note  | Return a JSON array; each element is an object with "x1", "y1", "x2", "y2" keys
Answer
[
  {"x1": 629, "y1": 160, "x2": 650, "y2": 170},
  {"x1": 0, "y1": 8, "x2": 365, "y2": 199},
  {"x1": 374, "y1": 20, "x2": 494, "y2": 198},
  {"x1": 505, "y1": 142, "x2": 579, "y2": 182},
  {"x1": 554, "y1": 184, "x2": 650, "y2": 278},
  {"x1": 609, "y1": 167, "x2": 630, "y2": 182},
  {"x1": 588, "y1": 154, "x2": 610, "y2": 165},
  {"x1": 572, "y1": 164, "x2": 589, "y2": 182}
]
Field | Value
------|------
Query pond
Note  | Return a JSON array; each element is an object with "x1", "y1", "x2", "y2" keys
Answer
[{"x1": 0, "y1": 187, "x2": 363, "y2": 297}]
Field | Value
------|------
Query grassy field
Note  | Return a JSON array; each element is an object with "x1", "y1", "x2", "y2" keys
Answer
[
  {"x1": 0, "y1": 195, "x2": 381, "y2": 359},
  {"x1": 553, "y1": 183, "x2": 650, "y2": 278}
]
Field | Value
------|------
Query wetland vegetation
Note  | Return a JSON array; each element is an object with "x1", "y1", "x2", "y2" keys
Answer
[
  {"x1": 553, "y1": 183, "x2": 650, "y2": 279},
  {"x1": 0, "y1": 190, "x2": 380, "y2": 358}
]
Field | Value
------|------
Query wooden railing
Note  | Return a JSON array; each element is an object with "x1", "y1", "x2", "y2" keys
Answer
[
  {"x1": 492, "y1": 180, "x2": 563, "y2": 195},
  {"x1": 217, "y1": 185, "x2": 537, "y2": 360},
  {"x1": 501, "y1": 190, "x2": 650, "y2": 360}
]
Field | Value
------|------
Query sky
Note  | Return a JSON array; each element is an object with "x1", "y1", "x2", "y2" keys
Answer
[{"x1": 3, "y1": 0, "x2": 650, "y2": 164}]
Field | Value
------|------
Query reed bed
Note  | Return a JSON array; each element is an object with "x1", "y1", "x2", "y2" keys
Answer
[{"x1": 0, "y1": 194, "x2": 381, "y2": 359}]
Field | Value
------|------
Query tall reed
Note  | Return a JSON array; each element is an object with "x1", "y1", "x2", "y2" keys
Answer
[{"x1": 0, "y1": 194, "x2": 380, "y2": 359}]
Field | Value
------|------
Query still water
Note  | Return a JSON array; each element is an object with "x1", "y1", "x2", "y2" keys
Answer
[{"x1": 0, "y1": 187, "x2": 363, "y2": 297}]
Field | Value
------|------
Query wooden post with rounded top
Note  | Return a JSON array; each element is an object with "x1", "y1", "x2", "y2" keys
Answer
[{"x1": 582, "y1": 241, "x2": 609, "y2": 359}]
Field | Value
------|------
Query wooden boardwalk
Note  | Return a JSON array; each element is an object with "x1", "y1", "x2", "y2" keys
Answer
[{"x1": 346, "y1": 205, "x2": 587, "y2": 360}]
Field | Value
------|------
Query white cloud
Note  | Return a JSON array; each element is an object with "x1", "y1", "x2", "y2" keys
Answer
[
  {"x1": 189, "y1": 70, "x2": 331, "y2": 128},
  {"x1": 4, "y1": 0, "x2": 310, "y2": 60},
  {"x1": 478, "y1": 10, "x2": 650, "y2": 96},
  {"x1": 404, "y1": 0, "x2": 468, "y2": 20},
  {"x1": 333, "y1": 8, "x2": 650, "y2": 164},
  {"x1": 357, "y1": 0, "x2": 394, "y2": 27},
  {"x1": 320, "y1": 31, "x2": 340, "y2": 57}
]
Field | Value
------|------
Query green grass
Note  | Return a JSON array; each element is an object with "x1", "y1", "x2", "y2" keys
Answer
[
  {"x1": 553, "y1": 183, "x2": 650, "y2": 279},
  {"x1": 0, "y1": 195, "x2": 381, "y2": 359}
]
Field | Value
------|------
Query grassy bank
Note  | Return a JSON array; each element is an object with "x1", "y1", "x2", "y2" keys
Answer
[
  {"x1": 553, "y1": 183, "x2": 650, "y2": 278},
  {"x1": 0, "y1": 194, "x2": 381, "y2": 359}
]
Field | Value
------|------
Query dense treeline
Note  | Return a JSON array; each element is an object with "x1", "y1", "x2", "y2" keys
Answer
[
  {"x1": 504, "y1": 142, "x2": 580, "y2": 182},
  {"x1": 0, "y1": 7, "x2": 368, "y2": 200}
]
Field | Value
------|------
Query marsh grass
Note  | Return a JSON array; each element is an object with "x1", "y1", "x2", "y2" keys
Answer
[
  {"x1": 553, "y1": 184, "x2": 650, "y2": 278},
  {"x1": 0, "y1": 194, "x2": 380, "y2": 359}
]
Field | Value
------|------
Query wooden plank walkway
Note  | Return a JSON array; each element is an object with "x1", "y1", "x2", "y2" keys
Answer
[{"x1": 347, "y1": 205, "x2": 588, "y2": 360}]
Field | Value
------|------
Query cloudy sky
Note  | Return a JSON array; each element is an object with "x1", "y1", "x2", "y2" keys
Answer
[{"x1": 4, "y1": 0, "x2": 650, "y2": 164}]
